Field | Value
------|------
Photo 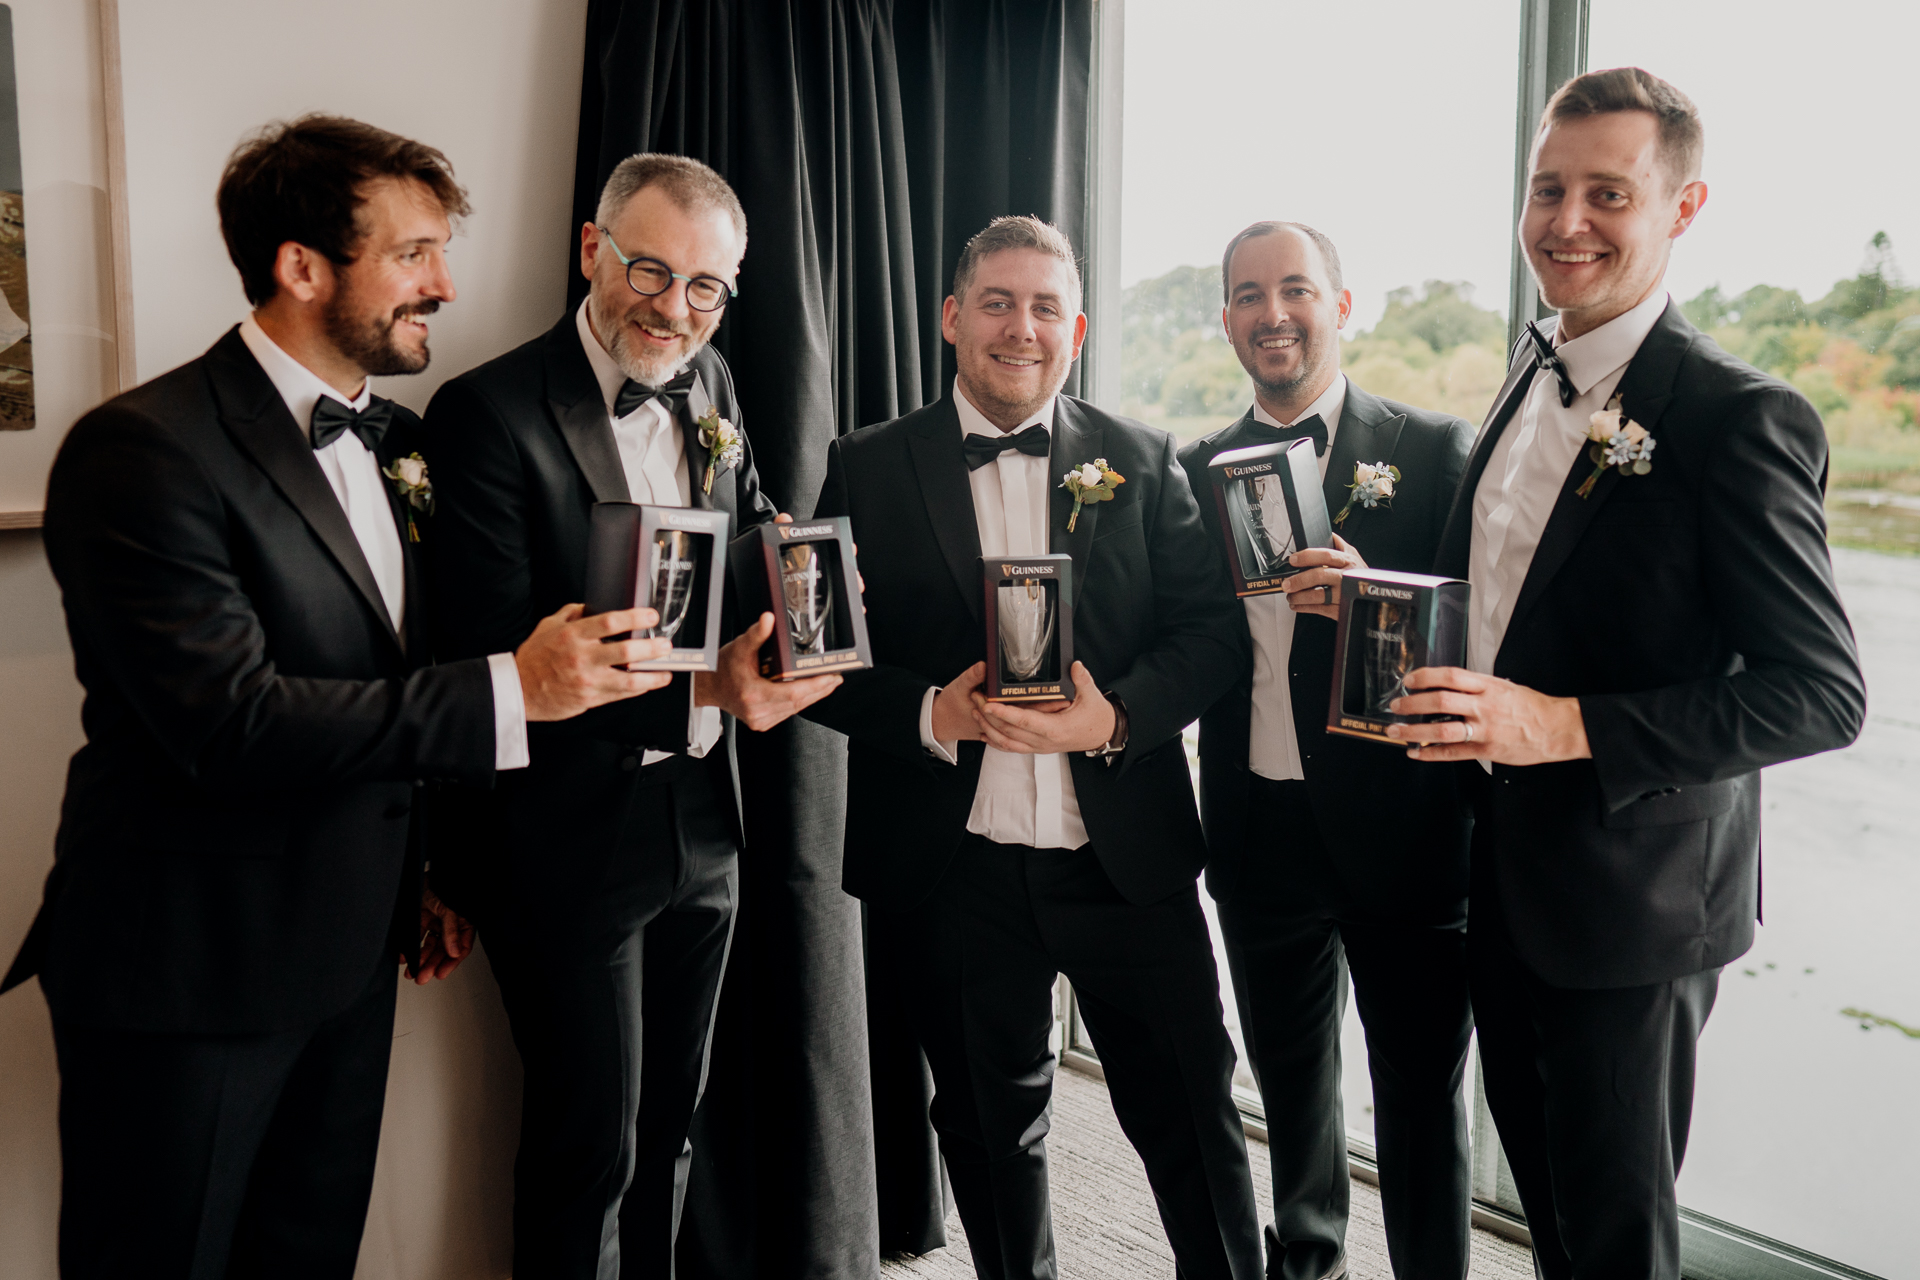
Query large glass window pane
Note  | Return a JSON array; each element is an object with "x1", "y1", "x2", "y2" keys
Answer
[
  {"x1": 1584, "y1": 8, "x2": 1920, "y2": 1274},
  {"x1": 1113, "y1": 0, "x2": 1524, "y2": 1145}
]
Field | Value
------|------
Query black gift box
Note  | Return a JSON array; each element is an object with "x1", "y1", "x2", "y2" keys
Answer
[
  {"x1": 729, "y1": 516, "x2": 873, "y2": 680},
  {"x1": 980, "y1": 554, "x2": 1075, "y2": 703},
  {"x1": 1325, "y1": 569, "x2": 1470, "y2": 744},
  {"x1": 1208, "y1": 437, "x2": 1333, "y2": 596},
  {"x1": 583, "y1": 502, "x2": 731, "y2": 672}
]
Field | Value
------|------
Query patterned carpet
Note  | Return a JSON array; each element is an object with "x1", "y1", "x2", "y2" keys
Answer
[{"x1": 881, "y1": 1065, "x2": 1536, "y2": 1279}]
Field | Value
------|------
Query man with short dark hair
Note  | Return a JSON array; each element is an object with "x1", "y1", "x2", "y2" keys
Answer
[
  {"x1": 420, "y1": 151, "x2": 837, "y2": 1278},
  {"x1": 806, "y1": 215, "x2": 1262, "y2": 1280},
  {"x1": 1388, "y1": 67, "x2": 1865, "y2": 1277},
  {"x1": 1178, "y1": 221, "x2": 1475, "y2": 1280},
  {"x1": 1, "y1": 114, "x2": 669, "y2": 1279}
]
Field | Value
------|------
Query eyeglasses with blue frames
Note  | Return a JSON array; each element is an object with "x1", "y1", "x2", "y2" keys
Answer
[{"x1": 595, "y1": 226, "x2": 738, "y2": 313}]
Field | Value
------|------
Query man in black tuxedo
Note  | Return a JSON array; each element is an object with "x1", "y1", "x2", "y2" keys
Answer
[
  {"x1": 1387, "y1": 69, "x2": 1866, "y2": 1278},
  {"x1": 420, "y1": 153, "x2": 838, "y2": 1279},
  {"x1": 1177, "y1": 222, "x2": 1475, "y2": 1280},
  {"x1": 0, "y1": 117, "x2": 671, "y2": 1280},
  {"x1": 806, "y1": 216, "x2": 1261, "y2": 1280}
]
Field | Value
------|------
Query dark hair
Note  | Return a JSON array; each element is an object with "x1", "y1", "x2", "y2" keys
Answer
[
  {"x1": 596, "y1": 153, "x2": 747, "y2": 246},
  {"x1": 1220, "y1": 221, "x2": 1344, "y2": 302},
  {"x1": 1540, "y1": 67, "x2": 1704, "y2": 191},
  {"x1": 217, "y1": 114, "x2": 471, "y2": 306},
  {"x1": 952, "y1": 215, "x2": 1083, "y2": 312}
]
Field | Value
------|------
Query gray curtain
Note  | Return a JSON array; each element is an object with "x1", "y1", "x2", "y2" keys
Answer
[{"x1": 569, "y1": 2, "x2": 1093, "y2": 1274}]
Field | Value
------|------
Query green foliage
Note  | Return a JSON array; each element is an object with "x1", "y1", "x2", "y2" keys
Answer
[{"x1": 1369, "y1": 280, "x2": 1506, "y2": 354}]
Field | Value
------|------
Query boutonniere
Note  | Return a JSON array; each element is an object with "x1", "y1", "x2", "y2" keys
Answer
[
  {"x1": 1334, "y1": 460, "x2": 1399, "y2": 525},
  {"x1": 1576, "y1": 394, "x2": 1656, "y2": 499},
  {"x1": 1060, "y1": 457, "x2": 1125, "y2": 532},
  {"x1": 382, "y1": 452, "x2": 433, "y2": 542},
  {"x1": 696, "y1": 404, "x2": 743, "y2": 495}
]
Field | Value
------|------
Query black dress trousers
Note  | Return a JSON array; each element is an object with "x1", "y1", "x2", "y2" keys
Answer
[
  {"x1": 1469, "y1": 851, "x2": 1719, "y2": 1280},
  {"x1": 481, "y1": 754, "x2": 740, "y2": 1280},
  {"x1": 51, "y1": 957, "x2": 399, "y2": 1280},
  {"x1": 1216, "y1": 778, "x2": 1473, "y2": 1280},
  {"x1": 879, "y1": 833, "x2": 1263, "y2": 1280}
]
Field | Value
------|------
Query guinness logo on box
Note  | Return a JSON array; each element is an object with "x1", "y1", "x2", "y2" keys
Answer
[
  {"x1": 1358, "y1": 582, "x2": 1415, "y2": 600},
  {"x1": 1224, "y1": 463, "x2": 1276, "y2": 478},
  {"x1": 998, "y1": 562, "x2": 1057, "y2": 577},
  {"x1": 779, "y1": 523, "x2": 835, "y2": 540}
]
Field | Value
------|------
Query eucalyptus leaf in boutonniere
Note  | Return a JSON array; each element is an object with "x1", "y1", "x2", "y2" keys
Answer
[
  {"x1": 696, "y1": 404, "x2": 744, "y2": 495},
  {"x1": 1334, "y1": 460, "x2": 1400, "y2": 526},
  {"x1": 1575, "y1": 394, "x2": 1656, "y2": 499},
  {"x1": 1060, "y1": 457, "x2": 1125, "y2": 532},
  {"x1": 382, "y1": 452, "x2": 433, "y2": 542}
]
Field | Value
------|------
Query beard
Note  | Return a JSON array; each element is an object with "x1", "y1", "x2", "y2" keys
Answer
[
  {"x1": 324, "y1": 292, "x2": 436, "y2": 377},
  {"x1": 592, "y1": 291, "x2": 710, "y2": 387},
  {"x1": 1241, "y1": 322, "x2": 1334, "y2": 402}
]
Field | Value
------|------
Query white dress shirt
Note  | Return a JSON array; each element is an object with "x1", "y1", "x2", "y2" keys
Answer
[
  {"x1": 916, "y1": 380, "x2": 1089, "y2": 850},
  {"x1": 1468, "y1": 287, "x2": 1669, "y2": 677},
  {"x1": 238, "y1": 316, "x2": 529, "y2": 770},
  {"x1": 576, "y1": 301, "x2": 722, "y2": 764},
  {"x1": 1243, "y1": 374, "x2": 1347, "y2": 782}
]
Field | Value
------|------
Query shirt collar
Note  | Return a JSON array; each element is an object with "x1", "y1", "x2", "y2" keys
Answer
[
  {"x1": 237, "y1": 315, "x2": 370, "y2": 436},
  {"x1": 1554, "y1": 286, "x2": 1670, "y2": 398},
  {"x1": 954, "y1": 377, "x2": 1056, "y2": 440},
  {"x1": 1251, "y1": 372, "x2": 1347, "y2": 436}
]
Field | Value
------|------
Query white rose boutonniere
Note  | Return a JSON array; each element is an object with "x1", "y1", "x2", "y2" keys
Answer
[
  {"x1": 1575, "y1": 394, "x2": 1656, "y2": 499},
  {"x1": 1334, "y1": 460, "x2": 1401, "y2": 526},
  {"x1": 696, "y1": 404, "x2": 744, "y2": 495},
  {"x1": 1059, "y1": 457, "x2": 1125, "y2": 532},
  {"x1": 382, "y1": 451, "x2": 433, "y2": 542}
]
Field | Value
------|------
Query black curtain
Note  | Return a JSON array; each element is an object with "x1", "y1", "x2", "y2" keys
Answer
[{"x1": 570, "y1": 3, "x2": 1093, "y2": 1275}]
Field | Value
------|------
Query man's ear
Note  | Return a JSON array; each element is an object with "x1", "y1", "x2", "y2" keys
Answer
[
  {"x1": 1070, "y1": 311, "x2": 1088, "y2": 361},
  {"x1": 940, "y1": 294, "x2": 961, "y2": 345},
  {"x1": 580, "y1": 221, "x2": 601, "y2": 279},
  {"x1": 1335, "y1": 288, "x2": 1353, "y2": 330},
  {"x1": 1671, "y1": 180, "x2": 1708, "y2": 241},
  {"x1": 271, "y1": 241, "x2": 334, "y2": 305}
]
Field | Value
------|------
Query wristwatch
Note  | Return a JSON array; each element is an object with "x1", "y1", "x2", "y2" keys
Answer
[{"x1": 1085, "y1": 692, "x2": 1129, "y2": 766}]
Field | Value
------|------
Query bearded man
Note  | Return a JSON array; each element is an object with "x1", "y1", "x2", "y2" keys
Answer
[
  {"x1": 419, "y1": 154, "x2": 838, "y2": 1277},
  {"x1": 1386, "y1": 68, "x2": 1864, "y2": 1277},
  {"x1": 1, "y1": 116, "x2": 669, "y2": 1278},
  {"x1": 1177, "y1": 222, "x2": 1476, "y2": 1280}
]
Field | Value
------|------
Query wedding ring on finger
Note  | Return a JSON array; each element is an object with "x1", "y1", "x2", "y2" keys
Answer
[
  {"x1": 1320, "y1": 585, "x2": 1334, "y2": 606},
  {"x1": 1463, "y1": 721, "x2": 1474, "y2": 743}
]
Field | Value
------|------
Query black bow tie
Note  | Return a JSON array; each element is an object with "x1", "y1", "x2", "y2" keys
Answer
[
  {"x1": 614, "y1": 368, "x2": 697, "y2": 419},
  {"x1": 310, "y1": 396, "x2": 394, "y2": 453},
  {"x1": 1244, "y1": 412, "x2": 1328, "y2": 457},
  {"x1": 1524, "y1": 321, "x2": 1578, "y2": 408},
  {"x1": 962, "y1": 423, "x2": 1051, "y2": 471}
]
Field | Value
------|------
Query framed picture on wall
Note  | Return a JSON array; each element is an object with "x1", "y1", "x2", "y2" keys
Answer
[{"x1": 0, "y1": 0, "x2": 134, "y2": 528}]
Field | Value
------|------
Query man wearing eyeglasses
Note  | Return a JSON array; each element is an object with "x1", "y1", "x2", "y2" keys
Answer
[{"x1": 420, "y1": 153, "x2": 840, "y2": 1278}]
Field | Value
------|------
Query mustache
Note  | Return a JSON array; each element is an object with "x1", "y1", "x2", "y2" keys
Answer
[
  {"x1": 1246, "y1": 323, "x2": 1307, "y2": 343},
  {"x1": 620, "y1": 304, "x2": 695, "y2": 339},
  {"x1": 391, "y1": 300, "x2": 440, "y2": 322}
]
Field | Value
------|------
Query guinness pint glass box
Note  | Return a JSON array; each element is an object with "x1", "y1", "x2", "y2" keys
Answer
[
  {"x1": 981, "y1": 554, "x2": 1075, "y2": 703},
  {"x1": 729, "y1": 516, "x2": 873, "y2": 680},
  {"x1": 1207, "y1": 437, "x2": 1333, "y2": 596},
  {"x1": 583, "y1": 501, "x2": 731, "y2": 672},
  {"x1": 1326, "y1": 569, "x2": 1469, "y2": 744}
]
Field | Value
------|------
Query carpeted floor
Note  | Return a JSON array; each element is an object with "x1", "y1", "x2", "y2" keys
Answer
[{"x1": 881, "y1": 1065, "x2": 1536, "y2": 1279}]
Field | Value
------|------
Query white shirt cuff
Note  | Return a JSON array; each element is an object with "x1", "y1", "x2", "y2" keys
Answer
[
  {"x1": 688, "y1": 688, "x2": 723, "y2": 759},
  {"x1": 488, "y1": 652, "x2": 530, "y2": 771},
  {"x1": 919, "y1": 685, "x2": 959, "y2": 765}
]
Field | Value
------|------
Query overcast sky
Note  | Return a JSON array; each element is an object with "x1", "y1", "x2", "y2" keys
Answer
[{"x1": 1120, "y1": 0, "x2": 1920, "y2": 328}]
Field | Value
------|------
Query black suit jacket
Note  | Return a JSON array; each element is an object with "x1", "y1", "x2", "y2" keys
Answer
[
  {"x1": 418, "y1": 314, "x2": 775, "y2": 920},
  {"x1": 1, "y1": 327, "x2": 496, "y2": 1035},
  {"x1": 1439, "y1": 302, "x2": 1866, "y2": 988},
  {"x1": 1178, "y1": 382, "x2": 1476, "y2": 923},
  {"x1": 804, "y1": 393, "x2": 1248, "y2": 910}
]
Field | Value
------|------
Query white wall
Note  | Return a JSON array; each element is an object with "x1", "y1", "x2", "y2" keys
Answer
[{"x1": 0, "y1": 2, "x2": 592, "y2": 1277}]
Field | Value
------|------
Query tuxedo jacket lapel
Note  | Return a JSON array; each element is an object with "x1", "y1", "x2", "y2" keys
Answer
[
  {"x1": 906, "y1": 398, "x2": 985, "y2": 622},
  {"x1": 1050, "y1": 398, "x2": 1103, "y2": 605},
  {"x1": 1498, "y1": 303, "x2": 1690, "y2": 662},
  {"x1": 543, "y1": 321, "x2": 630, "y2": 504},
  {"x1": 678, "y1": 370, "x2": 717, "y2": 512},
  {"x1": 1324, "y1": 385, "x2": 1406, "y2": 541},
  {"x1": 206, "y1": 330, "x2": 403, "y2": 654},
  {"x1": 1434, "y1": 337, "x2": 1540, "y2": 578}
]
